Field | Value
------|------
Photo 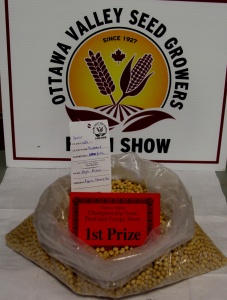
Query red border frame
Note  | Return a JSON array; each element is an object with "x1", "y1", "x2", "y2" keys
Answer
[
  {"x1": 3, "y1": 0, "x2": 227, "y2": 164},
  {"x1": 69, "y1": 192, "x2": 160, "y2": 247}
]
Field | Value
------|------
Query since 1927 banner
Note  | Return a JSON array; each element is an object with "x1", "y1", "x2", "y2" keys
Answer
[{"x1": 0, "y1": 0, "x2": 227, "y2": 170}]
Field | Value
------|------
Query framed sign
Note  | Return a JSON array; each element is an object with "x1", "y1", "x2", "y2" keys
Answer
[
  {"x1": 68, "y1": 192, "x2": 160, "y2": 247},
  {"x1": 0, "y1": 0, "x2": 227, "y2": 170}
]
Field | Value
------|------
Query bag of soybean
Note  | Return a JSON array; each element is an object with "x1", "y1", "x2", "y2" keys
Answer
[{"x1": 5, "y1": 153, "x2": 227, "y2": 298}]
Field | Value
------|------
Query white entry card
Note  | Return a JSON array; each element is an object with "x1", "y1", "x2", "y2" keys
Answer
[{"x1": 69, "y1": 120, "x2": 111, "y2": 192}]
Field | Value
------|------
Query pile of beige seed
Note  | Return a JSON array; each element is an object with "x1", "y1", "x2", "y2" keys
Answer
[
  {"x1": 111, "y1": 179, "x2": 147, "y2": 193},
  {"x1": 95, "y1": 246, "x2": 133, "y2": 259},
  {"x1": 5, "y1": 179, "x2": 227, "y2": 298}
]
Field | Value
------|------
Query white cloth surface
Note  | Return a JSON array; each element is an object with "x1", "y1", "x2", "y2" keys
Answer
[{"x1": 0, "y1": 168, "x2": 227, "y2": 300}]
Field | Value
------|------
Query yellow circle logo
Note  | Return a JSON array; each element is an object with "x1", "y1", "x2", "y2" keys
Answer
[{"x1": 66, "y1": 28, "x2": 173, "y2": 132}]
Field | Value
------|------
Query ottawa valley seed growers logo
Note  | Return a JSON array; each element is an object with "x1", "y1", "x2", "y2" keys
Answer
[
  {"x1": 48, "y1": 9, "x2": 190, "y2": 154},
  {"x1": 65, "y1": 28, "x2": 173, "y2": 132}
]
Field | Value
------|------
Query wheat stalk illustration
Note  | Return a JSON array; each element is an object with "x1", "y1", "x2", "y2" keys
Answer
[
  {"x1": 85, "y1": 50, "x2": 116, "y2": 104},
  {"x1": 69, "y1": 52, "x2": 172, "y2": 132},
  {"x1": 117, "y1": 54, "x2": 154, "y2": 105}
]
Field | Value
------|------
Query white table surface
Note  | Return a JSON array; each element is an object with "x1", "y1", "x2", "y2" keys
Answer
[{"x1": 0, "y1": 168, "x2": 227, "y2": 300}]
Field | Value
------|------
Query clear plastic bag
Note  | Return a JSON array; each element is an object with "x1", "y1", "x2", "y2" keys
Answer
[
  {"x1": 6, "y1": 216, "x2": 227, "y2": 298},
  {"x1": 33, "y1": 153, "x2": 195, "y2": 289}
]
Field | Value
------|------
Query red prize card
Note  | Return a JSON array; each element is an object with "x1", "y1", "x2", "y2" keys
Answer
[{"x1": 69, "y1": 192, "x2": 160, "y2": 247}]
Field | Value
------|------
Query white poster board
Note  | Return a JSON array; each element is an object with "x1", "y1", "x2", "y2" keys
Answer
[{"x1": 0, "y1": 0, "x2": 227, "y2": 170}]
